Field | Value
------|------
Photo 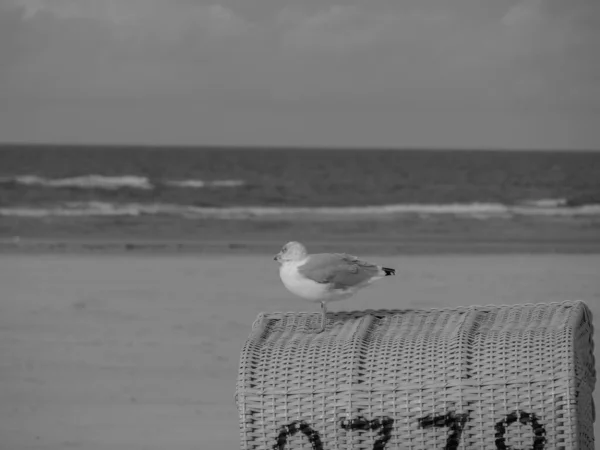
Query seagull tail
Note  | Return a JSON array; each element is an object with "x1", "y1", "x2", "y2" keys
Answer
[{"x1": 382, "y1": 267, "x2": 396, "y2": 276}]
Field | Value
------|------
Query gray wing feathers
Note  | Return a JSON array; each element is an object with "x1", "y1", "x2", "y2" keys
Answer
[{"x1": 298, "y1": 253, "x2": 380, "y2": 289}]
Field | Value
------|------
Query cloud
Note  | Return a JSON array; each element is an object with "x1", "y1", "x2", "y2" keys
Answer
[
  {"x1": 0, "y1": 0, "x2": 599, "y2": 147},
  {"x1": 501, "y1": 0, "x2": 543, "y2": 27},
  {"x1": 2, "y1": 0, "x2": 597, "y2": 108},
  {"x1": 0, "y1": 0, "x2": 257, "y2": 101},
  {"x1": 9, "y1": 0, "x2": 249, "y2": 39},
  {"x1": 278, "y1": 5, "x2": 448, "y2": 53},
  {"x1": 497, "y1": 0, "x2": 600, "y2": 110}
]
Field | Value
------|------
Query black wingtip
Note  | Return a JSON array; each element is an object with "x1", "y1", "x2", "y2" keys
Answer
[{"x1": 382, "y1": 267, "x2": 396, "y2": 276}]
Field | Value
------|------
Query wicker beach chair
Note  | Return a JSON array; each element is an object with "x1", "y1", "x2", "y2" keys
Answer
[{"x1": 236, "y1": 300, "x2": 595, "y2": 449}]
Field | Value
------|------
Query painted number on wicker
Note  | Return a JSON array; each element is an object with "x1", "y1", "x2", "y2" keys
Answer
[
  {"x1": 418, "y1": 411, "x2": 470, "y2": 450},
  {"x1": 494, "y1": 410, "x2": 546, "y2": 450},
  {"x1": 340, "y1": 416, "x2": 395, "y2": 450},
  {"x1": 272, "y1": 421, "x2": 323, "y2": 450},
  {"x1": 418, "y1": 409, "x2": 546, "y2": 450},
  {"x1": 272, "y1": 416, "x2": 394, "y2": 450},
  {"x1": 271, "y1": 410, "x2": 545, "y2": 450}
]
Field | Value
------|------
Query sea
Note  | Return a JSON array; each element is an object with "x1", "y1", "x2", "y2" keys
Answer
[{"x1": 1, "y1": 145, "x2": 599, "y2": 220}]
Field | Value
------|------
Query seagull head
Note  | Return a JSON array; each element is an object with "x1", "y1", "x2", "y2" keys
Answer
[{"x1": 274, "y1": 241, "x2": 308, "y2": 263}]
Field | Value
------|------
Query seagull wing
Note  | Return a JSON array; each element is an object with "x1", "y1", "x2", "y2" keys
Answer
[{"x1": 297, "y1": 253, "x2": 381, "y2": 290}]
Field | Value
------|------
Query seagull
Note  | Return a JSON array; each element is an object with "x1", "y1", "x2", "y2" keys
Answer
[{"x1": 274, "y1": 241, "x2": 396, "y2": 332}]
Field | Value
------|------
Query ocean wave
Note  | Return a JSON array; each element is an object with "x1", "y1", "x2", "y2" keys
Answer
[
  {"x1": 1, "y1": 201, "x2": 600, "y2": 219},
  {"x1": 164, "y1": 179, "x2": 245, "y2": 188},
  {"x1": 517, "y1": 198, "x2": 568, "y2": 208},
  {"x1": 4, "y1": 175, "x2": 153, "y2": 190},
  {"x1": 0, "y1": 175, "x2": 244, "y2": 190}
]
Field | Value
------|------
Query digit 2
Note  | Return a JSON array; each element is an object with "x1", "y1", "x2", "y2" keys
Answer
[{"x1": 340, "y1": 416, "x2": 395, "y2": 450}]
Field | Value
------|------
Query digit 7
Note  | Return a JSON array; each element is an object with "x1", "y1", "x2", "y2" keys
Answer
[{"x1": 418, "y1": 411, "x2": 470, "y2": 450}]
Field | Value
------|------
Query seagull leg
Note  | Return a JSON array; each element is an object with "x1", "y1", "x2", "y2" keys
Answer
[{"x1": 319, "y1": 302, "x2": 327, "y2": 333}]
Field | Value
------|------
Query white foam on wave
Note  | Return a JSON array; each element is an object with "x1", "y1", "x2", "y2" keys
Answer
[
  {"x1": 11, "y1": 175, "x2": 153, "y2": 190},
  {"x1": 165, "y1": 179, "x2": 245, "y2": 188},
  {"x1": 1, "y1": 201, "x2": 600, "y2": 218},
  {"x1": 1, "y1": 175, "x2": 245, "y2": 190},
  {"x1": 0, "y1": 202, "x2": 141, "y2": 217},
  {"x1": 518, "y1": 198, "x2": 568, "y2": 208}
]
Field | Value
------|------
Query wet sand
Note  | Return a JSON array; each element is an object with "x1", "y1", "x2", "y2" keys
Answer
[{"x1": 0, "y1": 252, "x2": 598, "y2": 449}]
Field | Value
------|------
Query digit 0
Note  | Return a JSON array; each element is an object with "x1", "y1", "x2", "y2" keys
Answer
[
  {"x1": 494, "y1": 410, "x2": 546, "y2": 450},
  {"x1": 272, "y1": 421, "x2": 323, "y2": 450}
]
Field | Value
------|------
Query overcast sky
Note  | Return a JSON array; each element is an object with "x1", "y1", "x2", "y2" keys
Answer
[{"x1": 0, "y1": 0, "x2": 598, "y2": 148}]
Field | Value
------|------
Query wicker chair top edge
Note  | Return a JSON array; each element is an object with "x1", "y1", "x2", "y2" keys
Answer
[
  {"x1": 262, "y1": 299, "x2": 588, "y2": 315},
  {"x1": 252, "y1": 299, "x2": 591, "y2": 325},
  {"x1": 236, "y1": 373, "x2": 592, "y2": 394}
]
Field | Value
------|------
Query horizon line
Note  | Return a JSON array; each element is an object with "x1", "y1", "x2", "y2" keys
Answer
[{"x1": 1, "y1": 142, "x2": 599, "y2": 152}]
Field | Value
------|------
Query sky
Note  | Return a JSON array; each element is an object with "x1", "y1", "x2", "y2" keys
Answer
[{"x1": 0, "y1": 0, "x2": 599, "y2": 148}]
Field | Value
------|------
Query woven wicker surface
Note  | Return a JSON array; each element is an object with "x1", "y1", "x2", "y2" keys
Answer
[{"x1": 236, "y1": 300, "x2": 595, "y2": 450}]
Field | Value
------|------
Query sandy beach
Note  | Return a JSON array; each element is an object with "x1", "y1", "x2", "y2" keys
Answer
[{"x1": 1, "y1": 251, "x2": 598, "y2": 449}]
